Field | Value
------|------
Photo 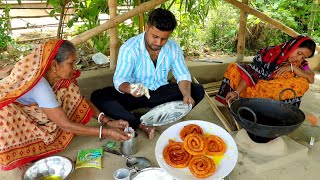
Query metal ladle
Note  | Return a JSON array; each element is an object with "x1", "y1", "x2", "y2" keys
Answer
[{"x1": 104, "y1": 148, "x2": 151, "y2": 170}]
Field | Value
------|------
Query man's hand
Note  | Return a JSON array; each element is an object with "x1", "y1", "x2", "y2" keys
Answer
[
  {"x1": 130, "y1": 83, "x2": 150, "y2": 98},
  {"x1": 183, "y1": 95, "x2": 195, "y2": 107}
]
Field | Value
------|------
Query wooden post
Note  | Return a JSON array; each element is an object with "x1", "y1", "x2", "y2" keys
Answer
[
  {"x1": 71, "y1": 0, "x2": 169, "y2": 46},
  {"x1": 108, "y1": 0, "x2": 118, "y2": 69},
  {"x1": 138, "y1": 0, "x2": 145, "y2": 33},
  {"x1": 236, "y1": 0, "x2": 248, "y2": 62}
]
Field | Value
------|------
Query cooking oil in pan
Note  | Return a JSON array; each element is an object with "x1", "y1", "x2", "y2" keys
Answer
[{"x1": 38, "y1": 175, "x2": 62, "y2": 180}]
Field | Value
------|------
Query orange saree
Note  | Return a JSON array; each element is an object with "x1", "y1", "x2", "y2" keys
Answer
[
  {"x1": 0, "y1": 40, "x2": 93, "y2": 170},
  {"x1": 215, "y1": 63, "x2": 309, "y2": 106},
  {"x1": 215, "y1": 36, "x2": 312, "y2": 107}
]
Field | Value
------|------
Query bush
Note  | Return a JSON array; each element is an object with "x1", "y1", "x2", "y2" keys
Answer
[
  {"x1": 0, "y1": 5, "x2": 11, "y2": 51},
  {"x1": 205, "y1": 2, "x2": 295, "y2": 55},
  {"x1": 205, "y1": 3, "x2": 239, "y2": 54}
]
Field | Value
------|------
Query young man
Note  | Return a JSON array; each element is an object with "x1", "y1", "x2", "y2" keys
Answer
[{"x1": 91, "y1": 8, "x2": 204, "y2": 139}]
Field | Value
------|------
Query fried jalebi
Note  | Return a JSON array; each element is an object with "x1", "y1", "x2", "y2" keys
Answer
[
  {"x1": 183, "y1": 133, "x2": 208, "y2": 155},
  {"x1": 188, "y1": 155, "x2": 216, "y2": 178},
  {"x1": 163, "y1": 139, "x2": 193, "y2": 168},
  {"x1": 179, "y1": 124, "x2": 203, "y2": 140},
  {"x1": 206, "y1": 135, "x2": 226, "y2": 156}
]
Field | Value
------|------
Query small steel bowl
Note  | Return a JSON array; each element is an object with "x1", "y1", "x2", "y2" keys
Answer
[{"x1": 23, "y1": 156, "x2": 74, "y2": 180}]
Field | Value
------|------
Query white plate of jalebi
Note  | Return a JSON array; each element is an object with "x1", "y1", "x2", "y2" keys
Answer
[{"x1": 155, "y1": 120, "x2": 238, "y2": 180}]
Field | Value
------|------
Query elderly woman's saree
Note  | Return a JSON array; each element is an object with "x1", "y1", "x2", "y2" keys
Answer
[
  {"x1": 215, "y1": 35, "x2": 312, "y2": 107},
  {"x1": 0, "y1": 40, "x2": 93, "y2": 170}
]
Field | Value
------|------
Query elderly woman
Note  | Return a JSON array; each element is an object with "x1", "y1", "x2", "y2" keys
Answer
[
  {"x1": 0, "y1": 39, "x2": 130, "y2": 171},
  {"x1": 215, "y1": 35, "x2": 316, "y2": 107}
]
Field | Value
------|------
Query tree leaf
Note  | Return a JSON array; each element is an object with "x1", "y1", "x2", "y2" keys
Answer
[{"x1": 49, "y1": 10, "x2": 56, "y2": 17}]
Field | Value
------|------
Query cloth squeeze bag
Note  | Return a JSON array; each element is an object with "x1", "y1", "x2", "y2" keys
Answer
[
  {"x1": 75, "y1": 148, "x2": 103, "y2": 169},
  {"x1": 130, "y1": 83, "x2": 150, "y2": 99}
]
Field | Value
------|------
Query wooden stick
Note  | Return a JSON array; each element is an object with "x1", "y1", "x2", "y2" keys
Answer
[
  {"x1": 193, "y1": 77, "x2": 233, "y2": 132},
  {"x1": 227, "y1": 101, "x2": 241, "y2": 130}
]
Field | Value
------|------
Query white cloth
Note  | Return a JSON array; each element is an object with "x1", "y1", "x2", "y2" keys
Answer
[{"x1": 130, "y1": 83, "x2": 150, "y2": 99}]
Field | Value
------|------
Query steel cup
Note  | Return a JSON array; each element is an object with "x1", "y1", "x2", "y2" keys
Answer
[{"x1": 121, "y1": 132, "x2": 138, "y2": 155}]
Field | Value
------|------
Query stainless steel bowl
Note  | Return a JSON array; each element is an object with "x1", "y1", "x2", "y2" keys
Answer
[
  {"x1": 140, "y1": 101, "x2": 192, "y2": 126},
  {"x1": 23, "y1": 156, "x2": 74, "y2": 180}
]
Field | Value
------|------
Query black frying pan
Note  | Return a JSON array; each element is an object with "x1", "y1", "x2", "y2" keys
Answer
[{"x1": 229, "y1": 88, "x2": 305, "y2": 139}]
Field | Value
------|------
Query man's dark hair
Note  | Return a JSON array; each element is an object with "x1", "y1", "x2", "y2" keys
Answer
[{"x1": 147, "y1": 8, "x2": 177, "y2": 31}]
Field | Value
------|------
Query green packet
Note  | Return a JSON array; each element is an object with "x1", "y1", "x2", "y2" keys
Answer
[{"x1": 75, "y1": 148, "x2": 103, "y2": 169}]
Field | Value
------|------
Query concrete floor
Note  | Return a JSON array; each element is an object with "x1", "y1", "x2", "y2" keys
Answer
[{"x1": 1, "y1": 59, "x2": 320, "y2": 180}]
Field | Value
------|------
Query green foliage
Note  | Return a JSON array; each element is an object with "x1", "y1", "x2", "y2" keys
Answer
[
  {"x1": 205, "y1": 0, "x2": 319, "y2": 55},
  {"x1": 117, "y1": 22, "x2": 139, "y2": 45},
  {"x1": 47, "y1": 0, "x2": 70, "y2": 15},
  {"x1": 205, "y1": 3, "x2": 239, "y2": 54},
  {"x1": 161, "y1": 0, "x2": 216, "y2": 55},
  {"x1": 170, "y1": 10, "x2": 204, "y2": 54},
  {"x1": 0, "y1": 4, "x2": 11, "y2": 51},
  {"x1": 68, "y1": 0, "x2": 110, "y2": 53},
  {"x1": 250, "y1": 0, "x2": 320, "y2": 40},
  {"x1": 48, "y1": 0, "x2": 319, "y2": 57}
]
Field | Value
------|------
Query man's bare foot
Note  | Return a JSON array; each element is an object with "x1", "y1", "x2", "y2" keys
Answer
[{"x1": 139, "y1": 124, "x2": 155, "y2": 139}]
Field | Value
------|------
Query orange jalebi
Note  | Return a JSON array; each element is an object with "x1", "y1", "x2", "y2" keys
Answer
[
  {"x1": 188, "y1": 155, "x2": 216, "y2": 178},
  {"x1": 163, "y1": 139, "x2": 193, "y2": 168},
  {"x1": 206, "y1": 135, "x2": 226, "y2": 156},
  {"x1": 179, "y1": 124, "x2": 203, "y2": 140},
  {"x1": 183, "y1": 133, "x2": 208, "y2": 155}
]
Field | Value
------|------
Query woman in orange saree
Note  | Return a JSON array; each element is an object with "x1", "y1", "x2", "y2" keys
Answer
[
  {"x1": 0, "y1": 39, "x2": 130, "y2": 170},
  {"x1": 215, "y1": 35, "x2": 316, "y2": 107}
]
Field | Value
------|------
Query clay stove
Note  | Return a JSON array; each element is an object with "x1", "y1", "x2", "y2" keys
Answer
[{"x1": 233, "y1": 129, "x2": 308, "y2": 174}]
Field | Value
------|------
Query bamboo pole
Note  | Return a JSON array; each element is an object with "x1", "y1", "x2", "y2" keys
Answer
[
  {"x1": 108, "y1": 0, "x2": 118, "y2": 69},
  {"x1": 138, "y1": 0, "x2": 145, "y2": 33},
  {"x1": 70, "y1": 0, "x2": 169, "y2": 46},
  {"x1": 224, "y1": 0, "x2": 320, "y2": 52},
  {"x1": 236, "y1": 0, "x2": 248, "y2": 62}
]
